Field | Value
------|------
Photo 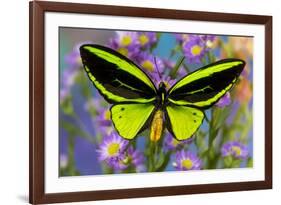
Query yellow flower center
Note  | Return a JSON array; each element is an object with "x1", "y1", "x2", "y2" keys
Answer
[
  {"x1": 103, "y1": 110, "x2": 111, "y2": 120},
  {"x1": 142, "y1": 60, "x2": 155, "y2": 72},
  {"x1": 231, "y1": 146, "x2": 242, "y2": 156},
  {"x1": 117, "y1": 47, "x2": 129, "y2": 56},
  {"x1": 121, "y1": 35, "x2": 132, "y2": 46},
  {"x1": 107, "y1": 143, "x2": 120, "y2": 156},
  {"x1": 139, "y1": 34, "x2": 149, "y2": 46},
  {"x1": 191, "y1": 45, "x2": 203, "y2": 56},
  {"x1": 181, "y1": 159, "x2": 193, "y2": 170}
]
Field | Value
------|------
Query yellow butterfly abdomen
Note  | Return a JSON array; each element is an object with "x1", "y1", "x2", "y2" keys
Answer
[{"x1": 150, "y1": 110, "x2": 164, "y2": 142}]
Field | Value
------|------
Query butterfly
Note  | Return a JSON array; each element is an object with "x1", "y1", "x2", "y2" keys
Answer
[{"x1": 79, "y1": 44, "x2": 245, "y2": 141}]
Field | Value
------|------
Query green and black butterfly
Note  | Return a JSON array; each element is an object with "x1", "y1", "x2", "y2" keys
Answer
[{"x1": 80, "y1": 44, "x2": 245, "y2": 141}]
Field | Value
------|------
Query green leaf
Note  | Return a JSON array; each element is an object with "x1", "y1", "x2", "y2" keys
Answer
[
  {"x1": 76, "y1": 70, "x2": 92, "y2": 98},
  {"x1": 247, "y1": 158, "x2": 253, "y2": 167},
  {"x1": 65, "y1": 135, "x2": 80, "y2": 176},
  {"x1": 195, "y1": 131, "x2": 207, "y2": 153},
  {"x1": 212, "y1": 106, "x2": 231, "y2": 130},
  {"x1": 223, "y1": 156, "x2": 233, "y2": 168},
  {"x1": 61, "y1": 96, "x2": 74, "y2": 116},
  {"x1": 102, "y1": 163, "x2": 114, "y2": 174},
  {"x1": 232, "y1": 159, "x2": 242, "y2": 168},
  {"x1": 199, "y1": 149, "x2": 209, "y2": 158},
  {"x1": 155, "y1": 152, "x2": 172, "y2": 172},
  {"x1": 61, "y1": 120, "x2": 95, "y2": 144},
  {"x1": 207, "y1": 51, "x2": 216, "y2": 63}
]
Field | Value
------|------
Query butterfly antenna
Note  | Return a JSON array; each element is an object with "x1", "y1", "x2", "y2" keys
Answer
[{"x1": 154, "y1": 56, "x2": 161, "y2": 80}]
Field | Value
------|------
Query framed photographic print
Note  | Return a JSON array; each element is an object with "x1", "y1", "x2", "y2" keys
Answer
[{"x1": 29, "y1": 1, "x2": 272, "y2": 204}]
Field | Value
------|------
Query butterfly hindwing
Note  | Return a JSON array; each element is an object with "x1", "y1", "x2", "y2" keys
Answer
[
  {"x1": 168, "y1": 59, "x2": 245, "y2": 108},
  {"x1": 110, "y1": 103, "x2": 155, "y2": 140},
  {"x1": 165, "y1": 105, "x2": 204, "y2": 141},
  {"x1": 80, "y1": 44, "x2": 157, "y2": 104}
]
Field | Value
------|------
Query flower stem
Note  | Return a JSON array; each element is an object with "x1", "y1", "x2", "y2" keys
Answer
[
  {"x1": 64, "y1": 134, "x2": 79, "y2": 175},
  {"x1": 148, "y1": 142, "x2": 155, "y2": 171},
  {"x1": 73, "y1": 114, "x2": 97, "y2": 144},
  {"x1": 204, "y1": 112, "x2": 210, "y2": 123},
  {"x1": 156, "y1": 151, "x2": 172, "y2": 172},
  {"x1": 207, "y1": 108, "x2": 215, "y2": 168},
  {"x1": 170, "y1": 56, "x2": 185, "y2": 78}
]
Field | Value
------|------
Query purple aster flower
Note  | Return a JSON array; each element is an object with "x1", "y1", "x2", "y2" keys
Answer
[
  {"x1": 115, "y1": 31, "x2": 138, "y2": 47},
  {"x1": 180, "y1": 34, "x2": 217, "y2": 64},
  {"x1": 97, "y1": 107, "x2": 112, "y2": 127},
  {"x1": 127, "y1": 147, "x2": 144, "y2": 166},
  {"x1": 84, "y1": 98, "x2": 100, "y2": 112},
  {"x1": 175, "y1": 33, "x2": 191, "y2": 43},
  {"x1": 216, "y1": 92, "x2": 231, "y2": 107},
  {"x1": 148, "y1": 58, "x2": 190, "y2": 89},
  {"x1": 64, "y1": 51, "x2": 81, "y2": 68},
  {"x1": 136, "y1": 52, "x2": 166, "y2": 86},
  {"x1": 150, "y1": 72, "x2": 177, "y2": 90},
  {"x1": 59, "y1": 87, "x2": 69, "y2": 103},
  {"x1": 164, "y1": 133, "x2": 193, "y2": 151},
  {"x1": 95, "y1": 106, "x2": 115, "y2": 137},
  {"x1": 137, "y1": 52, "x2": 164, "y2": 73},
  {"x1": 62, "y1": 67, "x2": 78, "y2": 88},
  {"x1": 201, "y1": 34, "x2": 216, "y2": 41},
  {"x1": 160, "y1": 75, "x2": 176, "y2": 88},
  {"x1": 122, "y1": 147, "x2": 146, "y2": 172},
  {"x1": 182, "y1": 37, "x2": 206, "y2": 64},
  {"x1": 137, "y1": 32, "x2": 157, "y2": 49},
  {"x1": 60, "y1": 42, "x2": 93, "y2": 103},
  {"x1": 84, "y1": 98, "x2": 114, "y2": 136},
  {"x1": 60, "y1": 43, "x2": 93, "y2": 103},
  {"x1": 107, "y1": 31, "x2": 140, "y2": 59},
  {"x1": 175, "y1": 33, "x2": 216, "y2": 47},
  {"x1": 173, "y1": 150, "x2": 202, "y2": 171},
  {"x1": 65, "y1": 41, "x2": 92, "y2": 68},
  {"x1": 201, "y1": 35, "x2": 216, "y2": 48},
  {"x1": 97, "y1": 132, "x2": 129, "y2": 170},
  {"x1": 221, "y1": 141, "x2": 249, "y2": 159},
  {"x1": 59, "y1": 67, "x2": 79, "y2": 103},
  {"x1": 97, "y1": 133, "x2": 145, "y2": 172}
]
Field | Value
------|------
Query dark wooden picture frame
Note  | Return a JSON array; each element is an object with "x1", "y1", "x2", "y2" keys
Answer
[{"x1": 29, "y1": 1, "x2": 272, "y2": 204}]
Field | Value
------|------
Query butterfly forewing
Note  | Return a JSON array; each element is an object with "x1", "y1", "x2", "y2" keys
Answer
[
  {"x1": 80, "y1": 44, "x2": 157, "y2": 104},
  {"x1": 168, "y1": 59, "x2": 245, "y2": 109}
]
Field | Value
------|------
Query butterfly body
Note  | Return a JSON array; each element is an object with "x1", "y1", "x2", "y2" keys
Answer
[
  {"x1": 150, "y1": 109, "x2": 164, "y2": 142},
  {"x1": 80, "y1": 44, "x2": 245, "y2": 141}
]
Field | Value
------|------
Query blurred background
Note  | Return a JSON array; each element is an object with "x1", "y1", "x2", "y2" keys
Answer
[{"x1": 59, "y1": 27, "x2": 253, "y2": 176}]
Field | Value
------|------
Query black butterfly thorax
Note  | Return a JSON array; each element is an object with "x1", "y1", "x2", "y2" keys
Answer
[{"x1": 155, "y1": 82, "x2": 168, "y2": 109}]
